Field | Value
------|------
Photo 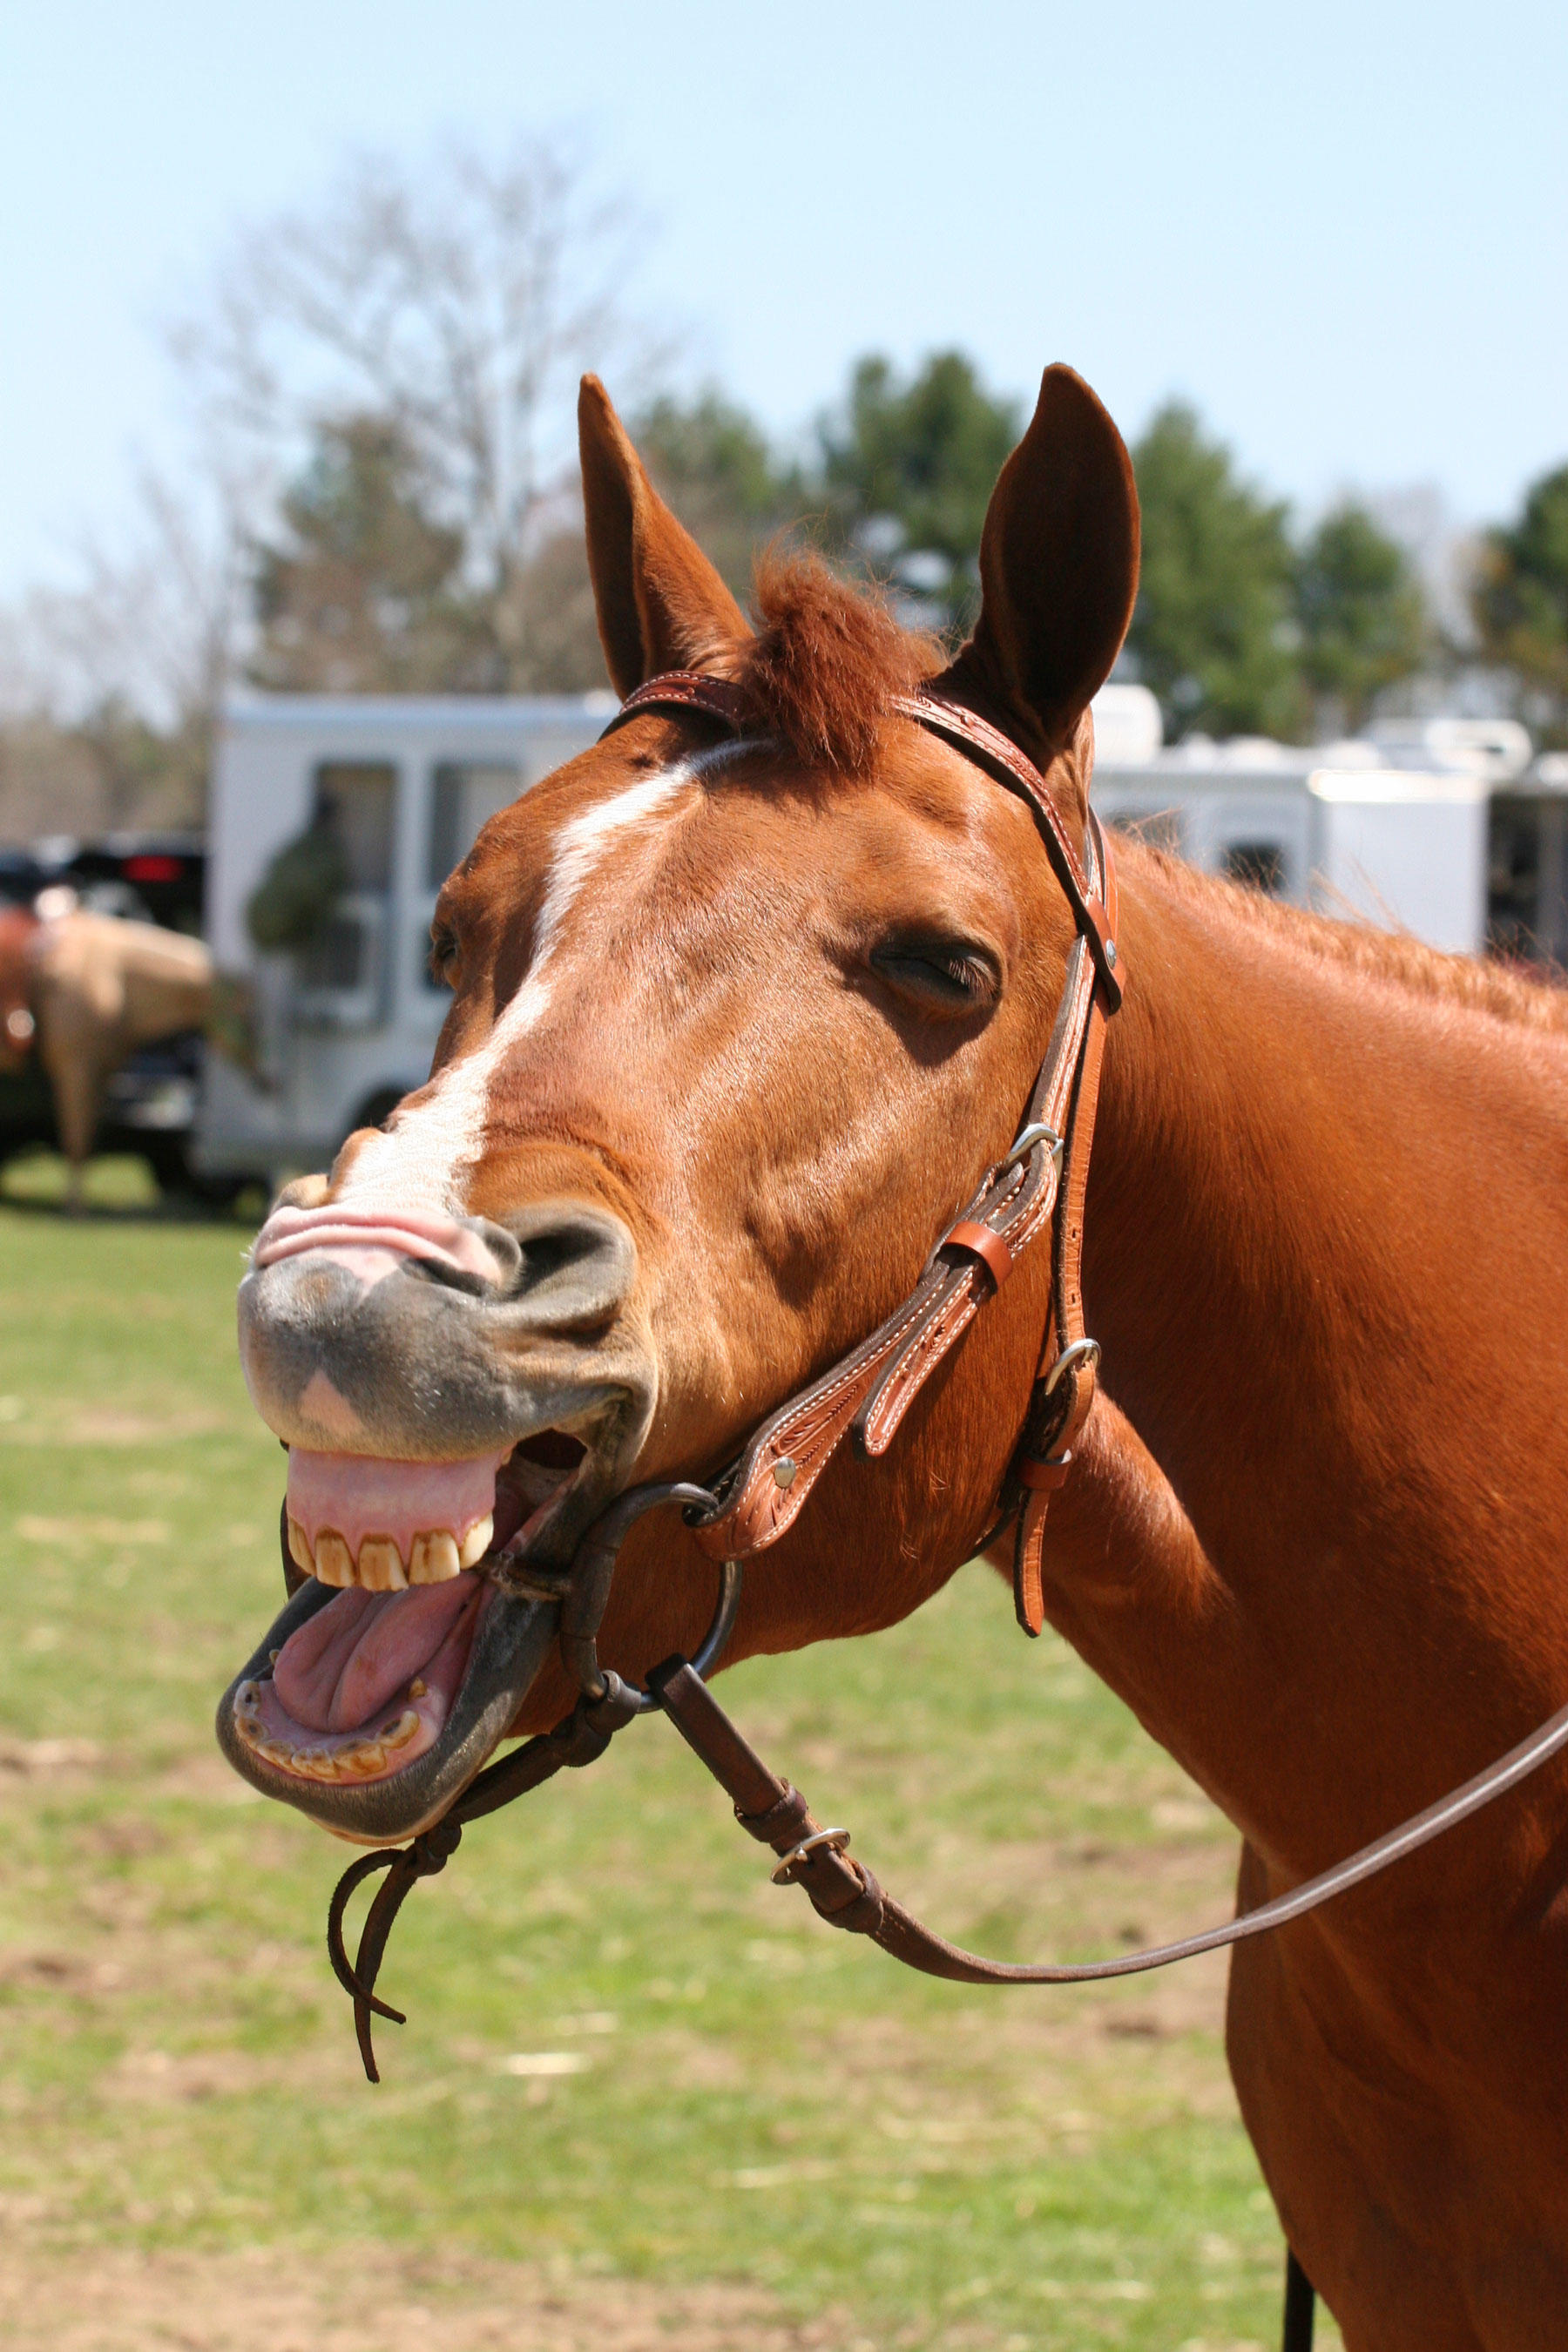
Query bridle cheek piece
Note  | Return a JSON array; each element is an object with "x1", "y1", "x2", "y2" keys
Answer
[{"x1": 322, "y1": 659, "x2": 1568, "y2": 2349}]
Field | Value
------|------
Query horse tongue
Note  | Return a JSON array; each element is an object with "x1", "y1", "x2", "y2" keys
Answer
[{"x1": 274, "y1": 1577, "x2": 478, "y2": 1733}]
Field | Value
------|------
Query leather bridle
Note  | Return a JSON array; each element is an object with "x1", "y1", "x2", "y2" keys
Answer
[
  {"x1": 322, "y1": 672, "x2": 1568, "y2": 2346},
  {"x1": 602, "y1": 669, "x2": 1125, "y2": 1639}
]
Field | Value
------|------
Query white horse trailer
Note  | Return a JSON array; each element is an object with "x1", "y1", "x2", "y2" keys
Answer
[
  {"x1": 1092, "y1": 727, "x2": 1491, "y2": 956},
  {"x1": 193, "y1": 686, "x2": 1501, "y2": 1188}
]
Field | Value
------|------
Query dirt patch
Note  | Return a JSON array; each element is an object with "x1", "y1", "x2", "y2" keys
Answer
[
  {"x1": 0, "y1": 2243, "x2": 866, "y2": 2352},
  {"x1": 0, "y1": 1735, "x2": 105, "y2": 1777},
  {"x1": 3, "y1": 1406, "x2": 233, "y2": 1449}
]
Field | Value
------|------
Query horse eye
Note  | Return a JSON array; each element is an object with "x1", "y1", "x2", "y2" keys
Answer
[
  {"x1": 429, "y1": 924, "x2": 459, "y2": 987},
  {"x1": 869, "y1": 937, "x2": 1000, "y2": 1014}
]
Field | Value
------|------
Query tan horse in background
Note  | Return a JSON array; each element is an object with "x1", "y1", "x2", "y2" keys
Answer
[
  {"x1": 219, "y1": 365, "x2": 1568, "y2": 2349},
  {"x1": 0, "y1": 905, "x2": 211, "y2": 1203}
]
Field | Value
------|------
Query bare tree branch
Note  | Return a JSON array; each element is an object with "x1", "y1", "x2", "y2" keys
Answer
[{"x1": 167, "y1": 134, "x2": 666, "y2": 590}]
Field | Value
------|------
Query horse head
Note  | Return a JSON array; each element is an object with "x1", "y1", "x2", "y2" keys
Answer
[{"x1": 220, "y1": 363, "x2": 1139, "y2": 1846}]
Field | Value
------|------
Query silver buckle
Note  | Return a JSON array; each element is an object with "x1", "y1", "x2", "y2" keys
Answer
[
  {"x1": 1000, "y1": 1121, "x2": 1064, "y2": 1178},
  {"x1": 1043, "y1": 1336, "x2": 1100, "y2": 1396}
]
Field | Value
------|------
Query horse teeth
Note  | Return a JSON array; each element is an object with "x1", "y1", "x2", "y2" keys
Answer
[
  {"x1": 408, "y1": 1678, "x2": 427, "y2": 1700},
  {"x1": 458, "y1": 1514, "x2": 494, "y2": 1569},
  {"x1": 409, "y1": 1531, "x2": 461, "y2": 1585},
  {"x1": 357, "y1": 1537, "x2": 407, "y2": 1593},
  {"x1": 289, "y1": 1522, "x2": 488, "y2": 1590},
  {"x1": 314, "y1": 1531, "x2": 354, "y2": 1586},
  {"x1": 233, "y1": 1701, "x2": 413, "y2": 1781}
]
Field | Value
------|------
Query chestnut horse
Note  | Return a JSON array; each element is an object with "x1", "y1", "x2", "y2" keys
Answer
[{"x1": 220, "y1": 366, "x2": 1568, "y2": 2349}]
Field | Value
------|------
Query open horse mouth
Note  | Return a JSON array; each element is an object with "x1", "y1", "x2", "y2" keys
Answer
[
  {"x1": 215, "y1": 1427, "x2": 627, "y2": 1844},
  {"x1": 218, "y1": 1192, "x2": 657, "y2": 1842}
]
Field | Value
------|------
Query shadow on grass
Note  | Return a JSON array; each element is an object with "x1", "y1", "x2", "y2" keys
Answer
[{"x1": 0, "y1": 1148, "x2": 267, "y2": 1226}]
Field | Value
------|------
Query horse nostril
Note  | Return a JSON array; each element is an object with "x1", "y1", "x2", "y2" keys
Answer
[
  {"x1": 504, "y1": 1202, "x2": 638, "y2": 1331},
  {"x1": 411, "y1": 1214, "x2": 522, "y2": 1295}
]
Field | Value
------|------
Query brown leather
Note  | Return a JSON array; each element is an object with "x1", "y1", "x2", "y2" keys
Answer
[
  {"x1": 944, "y1": 1220, "x2": 1014, "y2": 1289},
  {"x1": 894, "y1": 689, "x2": 1125, "y2": 1011},
  {"x1": 605, "y1": 670, "x2": 751, "y2": 733},
  {"x1": 650, "y1": 1639, "x2": 1568, "y2": 1991},
  {"x1": 1004, "y1": 807, "x2": 1119, "y2": 1631}
]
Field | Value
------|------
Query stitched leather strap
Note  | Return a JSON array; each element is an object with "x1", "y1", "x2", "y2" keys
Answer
[
  {"x1": 897, "y1": 689, "x2": 1124, "y2": 1011},
  {"x1": 603, "y1": 670, "x2": 751, "y2": 733}
]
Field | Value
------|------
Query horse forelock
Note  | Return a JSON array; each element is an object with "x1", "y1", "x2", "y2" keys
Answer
[{"x1": 731, "y1": 549, "x2": 945, "y2": 777}]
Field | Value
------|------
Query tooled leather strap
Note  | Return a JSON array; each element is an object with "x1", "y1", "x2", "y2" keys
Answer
[{"x1": 603, "y1": 671, "x2": 1121, "y2": 1581}]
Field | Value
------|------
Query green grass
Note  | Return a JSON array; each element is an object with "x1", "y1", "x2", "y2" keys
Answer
[{"x1": 0, "y1": 1170, "x2": 1336, "y2": 2349}]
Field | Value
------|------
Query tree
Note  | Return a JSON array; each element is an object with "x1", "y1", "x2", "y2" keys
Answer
[
  {"x1": 0, "y1": 460, "x2": 247, "y2": 836},
  {"x1": 1295, "y1": 504, "x2": 1429, "y2": 734},
  {"x1": 1128, "y1": 402, "x2": 1304, "y2": 740},
  {"x1": 250, "y1": 415, "x2": 478, "y2": 693},
  {"x1": 819, "y1": 352, "x2": 1021, "y2": 632},
  {"x1": 171, "y1": 138, "x2": 656, "y2": 650},
  {"x1": 1472, "y1": 463, "x2": 1568, "y2": 733}
]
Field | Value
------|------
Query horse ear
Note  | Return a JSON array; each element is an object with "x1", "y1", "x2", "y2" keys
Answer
[
  {"x1": 948, "y1": 365, "x2": 1140, "y2": 764},
  {"x1": 578, "y1": 375, "x2": 750, "y2": 698}
]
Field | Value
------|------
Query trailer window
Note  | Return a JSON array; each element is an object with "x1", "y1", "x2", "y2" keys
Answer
[
  {"x1": 1221, "y1": 841, "x2": 1287, "y2": 896},
  {"x1": 300, "y1": 909, "x2": 371, "y2": 991},
  {"x1": 314, "y1": 764, "x2": 395, "y2": 892},
  {"x1": 429, "y1": 763, "x2": 524, "y2": 887},
  {"x1": 1489, "y1": 794, "x2": 1568, "y2": 967}
]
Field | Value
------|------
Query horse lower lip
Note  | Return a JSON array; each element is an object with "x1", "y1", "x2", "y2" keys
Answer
[
  {"x1": 217, "y1": 1434, "x2": 601, "y2": 1837},
  {"x1": 217, "y1": 1519, "x2": 568, "y2": 1842}
]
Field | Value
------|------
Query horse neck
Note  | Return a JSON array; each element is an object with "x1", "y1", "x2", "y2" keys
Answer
[{"x1": 1057, "y1": 847, "x2": 1568, "y2": 1874}]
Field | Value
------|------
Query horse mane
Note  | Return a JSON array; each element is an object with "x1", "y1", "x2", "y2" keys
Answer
[
  {"x1": 733, "y1": 549, "x2": 943, "y2": 775},
  {"x1": 1123, "y1": 835, "x2": 1568, "y2": 1037}
]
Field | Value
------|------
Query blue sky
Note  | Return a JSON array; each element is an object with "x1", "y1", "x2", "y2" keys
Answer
[{"x1": 0, "y1": 0, "x2": 1563, "y2": 595}]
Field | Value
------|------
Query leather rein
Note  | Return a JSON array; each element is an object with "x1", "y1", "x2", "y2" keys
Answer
[{"x1": 325, "y1": 671, "x2": 1568, "y2": 2095}]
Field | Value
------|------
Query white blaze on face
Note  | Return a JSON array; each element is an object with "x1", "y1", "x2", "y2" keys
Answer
[{"x1": 333, "y1": 747, "x2": 740, "y2": 1215}]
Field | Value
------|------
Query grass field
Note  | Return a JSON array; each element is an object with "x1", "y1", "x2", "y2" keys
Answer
[{"x1": 0, "y1": 1159, "x2": 1341, "y2": 2350}]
